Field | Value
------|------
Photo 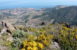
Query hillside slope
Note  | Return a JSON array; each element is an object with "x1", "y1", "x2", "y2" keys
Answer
[{"x1": 0, "y1": 6, "x2": 77, "y2": 25}]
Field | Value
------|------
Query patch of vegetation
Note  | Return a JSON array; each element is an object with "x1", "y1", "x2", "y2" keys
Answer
[{"x1": 1, "y1": 23, "x2": 77, "y2": 50}]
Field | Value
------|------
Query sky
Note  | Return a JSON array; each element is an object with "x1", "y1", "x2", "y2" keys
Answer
[{"x1": 0, "y1": 0, "x2": 77, "y2": 9}]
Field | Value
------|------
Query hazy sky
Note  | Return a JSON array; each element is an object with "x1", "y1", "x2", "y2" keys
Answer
[{"x1": 0, "y1": 0, "x2": 77, "y2": 9}]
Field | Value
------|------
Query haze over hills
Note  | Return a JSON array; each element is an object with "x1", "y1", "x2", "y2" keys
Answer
[{"x1": 0, "y1": 6, "x2": 77, "y2": 25}]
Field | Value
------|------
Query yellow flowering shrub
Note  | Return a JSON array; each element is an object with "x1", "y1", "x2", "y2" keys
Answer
[
  {"x1": 37, "y1": 33, "x2": 53, "y2": 46},
  {"x1": 20, "y1": 33, "x2": 53, "y2": 50},
  {"x1": 7, "y1": 23, "x2": 77, "y2": 50},
  {"x1": 55, "y1": 24, "x2": 77, "y2": 50},
  {"x1": 75, "y1": 35, "x2": 77, "y2": 39},
  {"x1": 21, "y1": 40, "x2": 44, "y2": 50}
]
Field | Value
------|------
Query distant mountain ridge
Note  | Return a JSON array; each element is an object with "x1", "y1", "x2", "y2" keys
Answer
[
  {"x1": 0, "y1": 6, "x2": 77, "y2": 25},
  {"x1": 44, "y1": 6, "x2": 77, "y2": 25}
]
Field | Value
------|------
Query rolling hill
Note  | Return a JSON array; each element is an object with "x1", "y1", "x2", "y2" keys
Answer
[{"x1": 0, "y1": 6, "x2": 77, "y2": 25}]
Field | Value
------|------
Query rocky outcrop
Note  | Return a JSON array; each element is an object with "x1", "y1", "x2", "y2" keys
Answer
[
  {"x1": 0, "y1": 21, "x2": 16, "y2": 35},
  {"x1": 47, "y1": 42, "x2": 61, "y2": 50},
  {"x1": 0, "y1": 45, "x2": 9, "y2": 50}
]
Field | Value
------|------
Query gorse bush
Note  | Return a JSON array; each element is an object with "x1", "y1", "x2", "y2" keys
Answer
[
  {"x1": 11, "y1": 24, "x2": 77, "y2": 50},
  {"x1": 11, "y1": 27, "x2": 54, "y2": 50},
  {"x1": 54, "y1": 24, "x2": 77, "y2": 50},
  {"x1": 1, "y1": 23, "x2": 77, "y2": 50},
  {"x1": 20, "y1": 33, "x2": 53, "y2": 50},
  {"x1": 21, "y1": 40, "x2": 44, "y2": 50}
]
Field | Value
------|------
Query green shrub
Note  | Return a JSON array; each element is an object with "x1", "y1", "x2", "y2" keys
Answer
[{"x1": 12, "y1": 30, "x2": 26, "y2": 38}]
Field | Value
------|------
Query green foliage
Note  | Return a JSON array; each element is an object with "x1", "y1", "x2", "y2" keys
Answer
[
  {"x1": 12, "y1": 30, "x2": 26, "y2": 38},
  {"x1": 11, "y1": 39, "x2": 21, "y2": 47},
  {"x1": 54, "y1": 24, "x2": 77, "y2": 50},
  {"x1": 1, "y1": 23, "x2": 77, "y2": 50}
]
